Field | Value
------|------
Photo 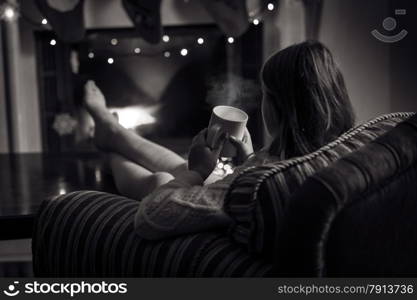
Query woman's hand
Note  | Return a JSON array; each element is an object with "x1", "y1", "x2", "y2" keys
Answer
[
  {"x1": 229, "y1": 127, "x2": 254, "y2": 165},
  {"x1": 188, "y1": 128, "x2": 226, "y2": 180}
]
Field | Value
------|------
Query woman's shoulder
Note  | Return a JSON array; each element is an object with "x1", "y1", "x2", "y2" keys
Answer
[
  {"x1": 231, "y1": 150, "x2": 280, "y2": 176},
  {"x1": 246, "y1": 149, "x2": 280, "y2": 166}
]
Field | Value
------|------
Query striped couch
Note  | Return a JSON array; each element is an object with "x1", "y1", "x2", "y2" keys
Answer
[{"x1": 32, "y1": 112, "x2": 417, "y2": 277}]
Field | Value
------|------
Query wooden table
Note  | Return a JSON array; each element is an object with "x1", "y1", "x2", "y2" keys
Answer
[{"x1": 0, "y1": 153, "x2": 118, "y2": 240}]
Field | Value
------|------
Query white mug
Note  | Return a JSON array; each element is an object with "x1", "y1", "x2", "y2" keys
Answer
[{"x1": 207, "y1": 105, "x2": 248, "y2": 157}]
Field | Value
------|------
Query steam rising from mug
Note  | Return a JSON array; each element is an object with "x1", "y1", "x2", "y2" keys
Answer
[{"x1": 206, "y1": 74, "x2": 261, "y2": 108}]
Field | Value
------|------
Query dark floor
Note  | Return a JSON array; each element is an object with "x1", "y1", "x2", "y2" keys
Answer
[
  {"x1": 0, "y1": 262, "x2": 33, "y2": 277},
  {"x1": 0, "y1": 152, "x2": 119, "y2": 277},
  {"x1": 0, "y1": 152, "x2": 118, "y2": 220},
  {"x1": 0, "y1": 146, "x2": 188, "y2": 276}
]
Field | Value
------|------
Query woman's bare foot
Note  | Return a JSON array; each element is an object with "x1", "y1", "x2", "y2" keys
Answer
[{"x1": 84, "y1": 80, "x2": 121, "y2": 150}]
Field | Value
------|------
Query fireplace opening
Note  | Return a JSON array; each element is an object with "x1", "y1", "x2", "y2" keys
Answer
[{"x1": 35, "y1": 24, "x2": 263, "y2": 155}]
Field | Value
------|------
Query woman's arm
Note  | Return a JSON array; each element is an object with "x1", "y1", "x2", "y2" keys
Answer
[{"x1": 134, "y1": 127, "x2": 240, "y2": 240}]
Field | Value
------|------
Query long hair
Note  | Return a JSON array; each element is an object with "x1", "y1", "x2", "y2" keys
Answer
[{"x1": 261, "y1": 40, "x2": 355, "y2": 159}]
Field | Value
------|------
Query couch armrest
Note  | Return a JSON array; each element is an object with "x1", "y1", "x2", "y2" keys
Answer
[
  {"x1": 32, "y1": 191, "x2": 214, "y2": 277},
  {"x1": 32, "y1": 191, "x2": 270, "y2": 277},
  {"x1": 33, "y1": 191, "x2": 138, "y2": 276}
]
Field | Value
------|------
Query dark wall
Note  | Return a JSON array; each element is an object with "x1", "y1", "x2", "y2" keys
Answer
[
  {"x1": 390, "y1": 0, "x2": 417, "y2": 113},
  {"x1": 320, "y1": 0, "x2": 416, "y2": 123},
  {"x1": 319, "y1": 0, "x2": 391, "y2": 123},
  {"x1": 0, "y1": 24, "x2": 10, "y2": 153}
]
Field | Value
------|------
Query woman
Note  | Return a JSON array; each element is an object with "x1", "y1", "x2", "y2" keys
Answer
[{"x1": 84, "y1": 40, "x2": 355, "y2": 240}]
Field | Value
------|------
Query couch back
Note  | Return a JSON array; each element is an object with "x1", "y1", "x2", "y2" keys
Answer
[
  {"x1": 326, "y1": 161, "x2": 417, "y2": 277},
  {"x1": 225, "y1": 112, "x2": 416, "y2": 276},
  {"x1": 273, "y1": 113, "x2": 417, "y2": 277}
]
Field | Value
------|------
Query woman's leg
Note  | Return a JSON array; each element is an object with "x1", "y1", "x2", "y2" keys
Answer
[
  {"x1": 84, "y1": 80, "x2": 187, "y2": 176},
  {"x1": 109, "y1": 153, "x2": 174, "y2": 200}
]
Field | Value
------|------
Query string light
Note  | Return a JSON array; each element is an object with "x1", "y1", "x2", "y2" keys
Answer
[
  {"x1": 4, "y1": 6, "x2": 15, "y2": 20},
  {"x1": 267, "y1": 3, "x2": 275, "y2": 11},
  {"x1": 50, "y1": 39, "x2": 57, "y2": 46},
  {"x1": 197, "y1": 37, "x2": 204, "y2": 45},
  {"x1": 111, "y1": 38, "x2": 118, "y2": 46},
  {"x1": 227, "y1": 37, "x2": 234, "y2": 44},
  {"x1": 58, "y1": 186, "x2": 67, "y2": 195},
  {"x1": 88, "y1": 52, "x2": 95, "y2": 59},
  {"x1": 107, "y1": 58, "x2": 114, "y2": 64},
  {"x1": 164, "y1": 51, "x2": 171, "y2": 58},
  {"x1": 134, "y1": 47, "x2": 141, "y2": 54},
  {"x1": 41, "y1": 18, "x2": 48, "y2": 25},
  {"x1": 253, "y1": 18, "x2": 260, "y2": 25},
  {"x1": 180, "y1": 48, "x2": 188, "y2": 56},
  {"x1": 95, "y1": 167, "x2": 102, "y2": 183},
  {"x1": 162, "y1": 35, "x2": 170, "y2": 42}
]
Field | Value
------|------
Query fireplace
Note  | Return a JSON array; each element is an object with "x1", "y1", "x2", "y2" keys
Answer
[{"x1": 35, "y1": 24, "x2": 264, "y2": 155}]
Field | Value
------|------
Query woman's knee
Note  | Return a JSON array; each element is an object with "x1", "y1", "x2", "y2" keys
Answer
[
  {"x1": 150, "y1": 172, "x2": 174, "y2": 187},
  {"x1": 116, "y1": 171, "x2": 173, "y2": 200}
]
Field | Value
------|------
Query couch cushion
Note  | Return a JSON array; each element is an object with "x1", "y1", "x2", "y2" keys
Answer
[{"x1": 224, "y1": 112, "x2": 415, "y2": 260}]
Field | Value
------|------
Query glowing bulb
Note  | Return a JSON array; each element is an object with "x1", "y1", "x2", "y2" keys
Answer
[
  {"x1": 180, "y1": 48, "x2": 188, "y2": 56},
  {"x1": 88, "y1": 52, "x2": 94, "y2": 59},
  {"x1": 134, "y1": 47, "x2": 141, "y2": 54},
  {"x1": 107, "y1": 58, "x2": 114, "y2": 64},
  {"x1": 162, "y1": 35, "x2": 170, "y2": 42},
  {"x1": 253, "y1": 18, "x2": 260, "y2": 25},
  {"x1": 50, "y1": 39, "x2": 57, "y2": 46},
  {"x1": 224, "y1": 164, "x2": 232, "y2": 171},
  {"x1": 227, "y1": 37, "x2": 234, "y2": 44},
  {"x1": 41, "y1": 18, "x2": 48, "y2": 25},
  {"x1": 267, "y1": 3, "x2": 275, "y2": 11},
  {"x1": 4, "y1": 7, "x2": 15, "y2": 20},
  {"x1": 197, "y1": 37, "x2": 204, "y2": 45},
  {"x1": 226, "y1": 167, "x2": 234, "y2": 175},
  {"x1": 58, "y1": 181, "x2": 67, "y2": 195},
  {"x1": 164, "y1": 51, "x2": 171, "y2": 58},
  {"x1": 111, "y1": 38, "x2": 118, "y2": 46},
  {"x1": 95, "y1": 167, "x2": 102, "y2": 183}
]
